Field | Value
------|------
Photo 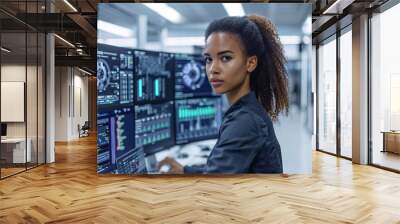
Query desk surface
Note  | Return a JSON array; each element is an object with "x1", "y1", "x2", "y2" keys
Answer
[
  {"x1": 154, "y1": 139, "x2": 218, "y2": 167},
  {"x1": 1, "y1": 138, "x2": 28, "y2": 143},
  {"x1": 381, "y1": 131, "x2": 400, "y2": 134}
]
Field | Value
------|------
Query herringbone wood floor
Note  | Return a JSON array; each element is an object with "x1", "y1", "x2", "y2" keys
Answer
[{"x1": 1, "y1": 135, "x2": 400, "y2": 223}]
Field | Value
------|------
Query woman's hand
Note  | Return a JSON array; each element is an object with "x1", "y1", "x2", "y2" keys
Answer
[{"x1": 157, "y1": 157, "x2": 184, "y2": 174}]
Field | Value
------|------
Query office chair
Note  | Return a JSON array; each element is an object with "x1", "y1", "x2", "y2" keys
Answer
[{"x1": 78, "y1": 121, "x2": 90, "y2": 138}]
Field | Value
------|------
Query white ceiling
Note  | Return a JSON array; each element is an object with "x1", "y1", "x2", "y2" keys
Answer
[{"x1": 99, "y1": 3, "x2": 311, "y2": 39}]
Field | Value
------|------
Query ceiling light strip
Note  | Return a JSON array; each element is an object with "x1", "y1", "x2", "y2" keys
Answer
[
  {"x1": 63, "y1": 0, "x2": 78, "y2": 12},
  {"x1": 54, "y1": 34, "x2": 75, "y2": 48}
]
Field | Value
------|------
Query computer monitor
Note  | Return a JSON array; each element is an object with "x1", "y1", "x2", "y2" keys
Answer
[
  {"x1": 175, "y1": 97, "x2": 223, "y2": 145},
  {"x1": 175, "y1": 53, "x2": 214, "y2": 99},
  {"x1": 1, "y1": 123, "x2": 7, "y2": 137},
  {"x1": 134, "y1": 50, "x2": 174, "y2": 104},
  {"x1": 97, "y1": 107, "x2": 139, "y2": 174},
  {"x1": 97, "y1": 115, "x2": 111, "y2": 173},
  {"x1": 97, "y1": 44, "x2": 134, "y2": 107},
  {"x1": 135, "y1": 101, "x2": 175, "y2": 155},
  {"x1": 118, "y1": 48, "x2": 134, "y2": 105}
]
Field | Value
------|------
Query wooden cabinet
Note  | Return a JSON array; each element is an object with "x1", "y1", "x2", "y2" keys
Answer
[{"x1": 382, "y1": 132, "x2": 400, "y2": 154}]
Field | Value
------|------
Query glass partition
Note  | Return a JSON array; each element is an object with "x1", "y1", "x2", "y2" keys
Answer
[
  {"x1": 1, "y1": 31, "x2": 28, "y2": 177},
  {"x1": 0, "y1": 1, "x2": 46, "y2": 179}
]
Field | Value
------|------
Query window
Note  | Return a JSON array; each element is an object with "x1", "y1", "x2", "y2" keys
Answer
[
  {"x1": 370, "y1": 3, "x2": 400, "y2": 171},
  {"x1": 339, "y1": 28, "x2": 352, "y2": 158},
  {"x1": 317, "y1": 36, "x2": 337, "y2": 155}
]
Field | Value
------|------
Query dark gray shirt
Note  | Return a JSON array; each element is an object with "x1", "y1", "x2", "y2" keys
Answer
[{"x1": 184, "y1": 91, "x2": 283, "y2": 174}]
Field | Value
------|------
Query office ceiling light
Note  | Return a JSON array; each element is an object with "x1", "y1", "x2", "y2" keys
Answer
[
  {"x1": 63, "y1": 0, "x2": 78, "y2": 12},
  {"x1": 54, "y1": 34, "x2": 75, "y2": 48},
  {"x1": 1, "y1": 47, "x2": 11, "y2": 53},
  {"x1": 97, "y1": 38, "x2": 137, "y2": 49},
  {"x1": 322, "y1": 0, "x2": 354, "y2": 14},
  {"x1": 76, "y1": 48, "x2": 84, "y2": 55},
  {"x1": 143, "y1": 3, "x2": 183, "y2": 24},
  {"x1": 222, "y1": 3, "x2": 245, "y2": 16},
  {"x1": 98, "y1": 20, "x2": 132, "y2": 37},
  {"x1": 78, "y1": 67, "x2": 92, "y2": 76},
  {"x1": 166, "y1": 36, "x2": 204, "y2": 46},
  {"x1": 280, "y1": 36, "x2": 301, "y2": 45}
]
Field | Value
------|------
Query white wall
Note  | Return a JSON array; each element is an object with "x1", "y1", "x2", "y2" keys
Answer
[
  {"x1": 1, "y1": 65, "x2": 26, "y2": 139},
  {"x1": 55, "y1": 67, "x2": 69, "y2": 141},
  {"x1": 1, "y1": 64, "x2": 46, "y2": 163},
  {"x1": 55, "y1": 67, "x2": 89, "y2": 141},
  {"x1": 1, "y1": 65, "x2": 26, "y2": 82},
  {"x1": 72, "y1": 72, "x2": 89, "y2": 138}
]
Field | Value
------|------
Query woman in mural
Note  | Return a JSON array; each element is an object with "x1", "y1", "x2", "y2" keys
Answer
[{"x1": 159, "y1": 15, "x2": 289, "y2": 174}]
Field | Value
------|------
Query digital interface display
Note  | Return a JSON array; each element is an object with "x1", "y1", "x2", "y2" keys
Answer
[
  {"x1": 114, "y1": 147, "x2": 146, "y2": 174},
  {"x1": 119, "y1": 49, "x2": 134, "y2": 105},
  {"x1": 97, "y1": 115, "x2": 112, "y2": 173},
  {"x1": 175, "y1": 97, "x2": 223, "y2": 144},
  {"x1": 175, "y1": 53, "x2": 214, "y2": 99},
  {"x1": 97, "y1": 46, "x2": 225, "y2": 174},
  {"x1": 97, "y1": 107, "x2": 142, "y2": 174},
  {"x1": 134, "y1": 50, "x2": 174, "y2": 103},
  {"x1": 135, "y1": 101, "x2": 175, "y2": 155},
  {"x1": 97, "y1": 44, "x2": 134, "y2": 107}
]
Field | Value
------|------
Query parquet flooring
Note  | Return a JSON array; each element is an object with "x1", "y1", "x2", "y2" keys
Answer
[
  {"x1": 1, "y1": 135, "x2": 400, "y2": 223},
  {"x1": 0, "y1": 167, "x2": 25, "y2": 178}
]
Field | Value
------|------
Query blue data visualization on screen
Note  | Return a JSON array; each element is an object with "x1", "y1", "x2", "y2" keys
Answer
[
  {"x1": 97, "y1": 107, "x2": 145, "y2": 174},
  {"x1": 97, "y1": 46, "x2": 226, "y2": 174},
  {"x1": 97, "y1": 44, "x2": 134, "y2": 107},
  {"x1": 175, "y1": 97, "x2": 223, "y2": 144},
  {"x1": 175, "y1": 53, "x2": 214, "y2": 99},
  {"x1": 114, "y1": 147, "x2": 146, "y2": 174},
  {"x1": 135, "y1": 101, "x2": 175, "y2": 155},
  {"x1": 134, "y1": 50, "x2": 174, "y2": 104}
]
